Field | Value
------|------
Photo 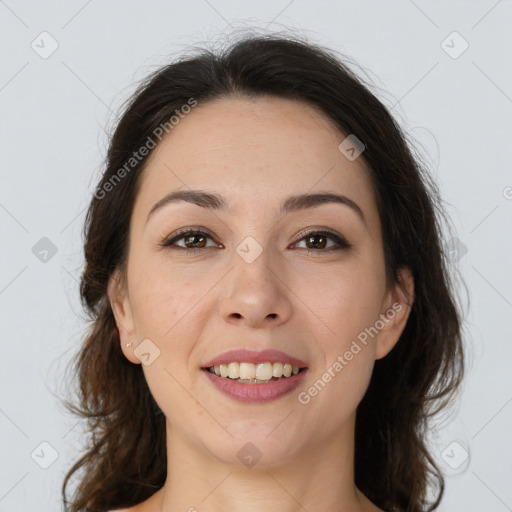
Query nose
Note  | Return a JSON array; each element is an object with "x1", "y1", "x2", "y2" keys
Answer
[{"x1": 218, "y1": 247, "x2": 293, "y2": 329}]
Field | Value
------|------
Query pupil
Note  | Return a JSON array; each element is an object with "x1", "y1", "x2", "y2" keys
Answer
[
  {"x1": 307, "y1": 235, "x2": 326, "y2": 249},
  {"x1": 186, "y1": 234, "x2": 205, "y2": 248}
]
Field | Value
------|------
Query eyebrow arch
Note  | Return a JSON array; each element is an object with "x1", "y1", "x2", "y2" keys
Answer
[{"x1": 146, "y1": 189, "x2": 366, "y2": 225}]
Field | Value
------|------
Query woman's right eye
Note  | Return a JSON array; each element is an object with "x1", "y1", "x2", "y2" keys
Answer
[{"x1": 161, "y1": 229, "x2": 220, "y2": 254}]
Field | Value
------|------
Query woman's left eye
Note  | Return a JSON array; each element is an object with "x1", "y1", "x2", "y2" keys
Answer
[
  {"x1": 291, "y1": 230, "x2": 352, "y2": 252},
  {"x1": 160, "y1": 228, "x2": 352, "y2": 255}
]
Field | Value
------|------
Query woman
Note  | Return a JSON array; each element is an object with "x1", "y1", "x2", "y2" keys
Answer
[{"x1": 62, "y1": 32, "x2": 465, "y2": 512}]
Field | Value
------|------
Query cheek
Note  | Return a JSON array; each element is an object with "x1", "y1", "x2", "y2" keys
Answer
[
  {"x1": 128, "y1": 258, "x2": 211, "y2": 339},
  {"x1": 294, "y1": 257, "x2": 382, "y2": 413},
  {"x1": 330, "y1": 352, "x2": 374, "y2": 415},
  {"x1": 294, "y1": 259, "x2": 385, "y2": 344},
  {"x1": 298, "y1": 342, "x2": 375, "y2": 438},
  {"x1": 129, "y1": 264, "x2": 209, "y2": 429},
  {"x1": 126, "y1": 264, "x2": 216, "y2": 392}
]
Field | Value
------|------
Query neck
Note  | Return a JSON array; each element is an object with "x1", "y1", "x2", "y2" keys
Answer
[{"x1": 153, "y1": 411, "x2": 375, "y2": 512}]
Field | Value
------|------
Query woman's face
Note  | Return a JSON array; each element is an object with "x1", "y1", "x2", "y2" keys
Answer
[{"x1": 108, "y1": 96, "x2": 413, "y2": 467}]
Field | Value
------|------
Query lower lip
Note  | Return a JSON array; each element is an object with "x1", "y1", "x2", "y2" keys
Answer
[{"x1": 202, "y1": 368, "x2": 308, "y2": 403}]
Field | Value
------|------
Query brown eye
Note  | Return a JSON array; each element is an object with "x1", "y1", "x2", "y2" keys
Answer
[
  {"x1": 162, "y1": 229, "x2": 221, "y2": 253},
  {"x1": 292, "y1": 230, "x2": 352, "y2": 253},
  {"x1": 181, "y1": 233, "x2": 208, "y2": 249}
]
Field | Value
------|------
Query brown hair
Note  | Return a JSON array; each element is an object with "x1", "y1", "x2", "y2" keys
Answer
[{"x1": 61, "y1": 30, "x2": 465, "y2": 512}]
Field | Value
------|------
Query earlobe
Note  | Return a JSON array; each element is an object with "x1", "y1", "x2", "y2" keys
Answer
[
  {"x1": 375, "y1": 266, "x2": 415, "y2": 360},
  {"x1": 107, "y1": 269, "x2": 140, "y2": 364}
]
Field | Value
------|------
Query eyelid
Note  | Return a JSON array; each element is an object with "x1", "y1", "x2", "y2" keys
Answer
[
  {"x1": 161, "y1": 226, "x2": 220, "y2": 247},
  {"x1": 290, "y1": 227, "x2": 352, "y2": 249}
]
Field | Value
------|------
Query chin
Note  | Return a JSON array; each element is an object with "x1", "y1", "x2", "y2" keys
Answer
[{"x1": 200, "y1": 424, "x2": 305, "y2": 469}]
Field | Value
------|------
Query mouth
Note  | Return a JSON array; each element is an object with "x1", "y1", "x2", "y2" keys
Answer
[
  {"x1": 201, "y1": 361, "x2": 309, "y2": 403},
  {"x1": 203, "y1": 362, "x2": 307, "y2": 384},
  {"x1": 201, "y1": 348, "x2": 309, "y2": 402}
]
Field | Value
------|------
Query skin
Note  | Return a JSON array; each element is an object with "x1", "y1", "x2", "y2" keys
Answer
[{"x1": 108, "y1": 96, "x2": 414, "y2": 512}]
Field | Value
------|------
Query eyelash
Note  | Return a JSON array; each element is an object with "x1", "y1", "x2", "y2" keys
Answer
[{"x1": 160, "y1": 226, "x2": 352, "y2": 255}]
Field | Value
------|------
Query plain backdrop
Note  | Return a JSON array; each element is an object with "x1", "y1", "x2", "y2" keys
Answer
[{"x1": 0, "y1": 1, "x2": 511, "y2": 511}]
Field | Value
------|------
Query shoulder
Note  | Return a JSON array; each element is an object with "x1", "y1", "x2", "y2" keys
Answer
[{"x1": 107, "y1": 492, "x2": 159, "y2": 512}]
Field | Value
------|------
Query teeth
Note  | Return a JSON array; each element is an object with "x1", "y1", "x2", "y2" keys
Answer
[
  {"x1": 228, "y1": 362, "x2": 239, "y2": 379},
  {"x1": 208, "y1": 362, "x2": 302, "y2": 381},
  {"x1": 239, "y1": 362, "x2": 256, "y2": 380},
  {"x1": 256, "y1": 362, "x2": 273, "y2": 381},
  {"x1": 273, "y1": 362, "x2": 283, "y2": 377}
]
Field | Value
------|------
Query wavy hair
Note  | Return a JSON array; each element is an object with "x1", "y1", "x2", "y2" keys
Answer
[{"x1": 61, "y1": 30, "x2": 465, "y2": 512}]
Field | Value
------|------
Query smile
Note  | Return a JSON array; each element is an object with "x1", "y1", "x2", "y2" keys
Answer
[
  {"x1": 202, "y1": 365, "x2": 308, "y2": 403},
  {"x1": 207, "y1": 362, "x2": 304, "y2": 383}
]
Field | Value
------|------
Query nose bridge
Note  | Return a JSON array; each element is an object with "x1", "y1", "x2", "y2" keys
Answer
[
  {"x1": 231, "y1": 235, "x2": 277, "y2": 297},
  {"x1": 219, "y1": 234, "x2": 291, "y2": 326}
]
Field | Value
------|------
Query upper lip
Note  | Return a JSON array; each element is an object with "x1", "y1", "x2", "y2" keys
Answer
[{"x1": 202, "y1": 348, "x2": 308, "y2": 369}]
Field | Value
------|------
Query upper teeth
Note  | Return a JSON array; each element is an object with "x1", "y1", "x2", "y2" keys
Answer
[{"x1": 209, "y1": 362, "x2": 301, "y2": 380}]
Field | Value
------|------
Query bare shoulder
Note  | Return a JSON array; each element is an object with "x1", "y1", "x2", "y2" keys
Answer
[
  {"x1": 357, "y1": 490, "x2": 388, "y2": 512},
  {"x1": 108, "y1": 505, "x2": 142, "y2": 512},
  {"x1": 108, "y1": 490, "x2": 162, "y2": 512}
]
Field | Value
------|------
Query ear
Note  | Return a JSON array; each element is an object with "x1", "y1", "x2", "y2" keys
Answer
[
  {"x1": 375, "y1": 266, "x2": 414, "y2": 360},
  {"x1": 107, "y1": 268, "x2": 140, "y2": 364}
]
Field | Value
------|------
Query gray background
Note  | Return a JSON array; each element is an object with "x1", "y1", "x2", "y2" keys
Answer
[{"x1": 1, "y1": 0, "x2": 511, "y2": 510}]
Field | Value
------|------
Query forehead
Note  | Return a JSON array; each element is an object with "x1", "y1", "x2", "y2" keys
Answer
[{"x1": 134, "y1": 96, "x2": 378, "y2": 225}]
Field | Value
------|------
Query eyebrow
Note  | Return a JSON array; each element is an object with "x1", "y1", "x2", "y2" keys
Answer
[{"x1": 146, "y1": 189, "x2": 366, "y2": 225}]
